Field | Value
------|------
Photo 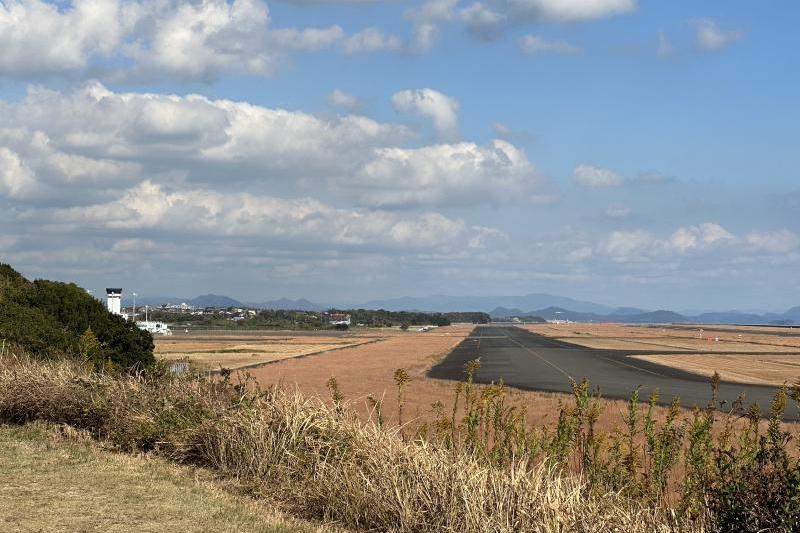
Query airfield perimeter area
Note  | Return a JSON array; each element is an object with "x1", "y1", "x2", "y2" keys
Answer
[{"x1": 157, "y1": 322, "x2": 800, "y2": 427}]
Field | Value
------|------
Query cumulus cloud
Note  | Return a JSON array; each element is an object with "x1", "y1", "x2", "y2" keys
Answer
[
  {"x1": 519, "y1": 35, "x2": 580, "y2": 55},
  {"x1": 405, "y1": 0, "x2": 456, "y2": 52},
  {"x1": 392, "y1": 88, "x2": 459, "y2": 141},
  {"x1": 352, "y1": 140, "x2": 547, "y2": 207},
  {"x1": 459, "y1": 2, "x2": 507, "y2": 40},
  {"x1": 0, "y1": 0, "x2": 125, "y2": 75},
  {"x1": 37, "y1": 180, "x2": 471, "y2": 250},
  {"x1": 1, "y1": 83, "x2": 552, "y2": 212},
  {"x1": 0, "y1": 147, "x2": 39, "y2": 199},
  {"x1": 599, "y1": 223, "x2": 771, "y2": 261},
  {"x1": 269, "y1": 25, "x2": 345, "y2": 50},
  {"x1": 0, "y1": 0, "x2": 376, "y2": 80},
  {"x1": 573, "y1": 164, "x2": 624, "y2": 188},
  {"x1": 603, "y1": 229, "x2": 653, "y2": 258},
  {"x1": 511, "y1": 0, "x2": 636, "y2": 21},
  {"x1": 327, "y1": 89, "x2": 361, "y2": 112},
  {"x1": 342, "y1": 27, "x2": 402, "y2": 54},
  {"x1": 1, "y1": 82, "x2": 407, "y2": 187},
  {"x1": 690, "y1": 18, "x2": 742, "y2": 51},
  {"x1": 668, "y1": 223, "x2": 734, "y2": 253},
  {"x1": 745, "y1": 230, "x2": 799, "y2": 254}
]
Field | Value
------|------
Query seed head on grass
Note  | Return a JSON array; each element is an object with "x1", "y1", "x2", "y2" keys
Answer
[{"x1": 393, "y1": 368, "x2": 410, "y2": 436}]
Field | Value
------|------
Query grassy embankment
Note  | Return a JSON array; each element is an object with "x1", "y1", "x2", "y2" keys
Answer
[
  {"x1": 3, "y1": 347, "x2": 800, "y2": 532},
  {"x1": 0, "y1": 423, "x2": 340, "y2": 533}
]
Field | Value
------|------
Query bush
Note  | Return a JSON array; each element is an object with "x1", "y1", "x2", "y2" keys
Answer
[{"x1": 0, "y1": 263, "x2": 154, "y2": 368}]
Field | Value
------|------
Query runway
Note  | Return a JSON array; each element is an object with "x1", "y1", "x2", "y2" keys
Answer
[{"x1": 428, "y1": 325, "x2": 797, "y2": 419}]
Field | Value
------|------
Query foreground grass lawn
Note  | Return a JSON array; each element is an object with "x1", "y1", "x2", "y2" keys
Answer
[{"x1": 0, "y1": 423, "x2": 336, "y2": 533}]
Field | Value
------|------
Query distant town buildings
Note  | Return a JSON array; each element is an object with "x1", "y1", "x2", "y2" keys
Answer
[{"x1": 326, "y1": 312, "x2": 351, "y2": 327}]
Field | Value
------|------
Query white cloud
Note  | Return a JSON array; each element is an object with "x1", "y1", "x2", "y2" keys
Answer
[
  {"x1": 573, "y1": 164, "x2": 624, "y2": 188},
  {"x1": 0, "y1": 0, "x2": 365, "y2": 80},
  {"x1": 602, "y1": 223, "x2": 739, "y2": 260},
  {"x1": 493, "y1": 122, "x2": 512, "y2": 139},
  {"x1": 327, "y1": 89, "x2": 361, "y2": 112},
  {"x1": 0, "y1": 147, "x2": 39, "y2": 199},
  {"x1": 690, "y1": 18, "x2": 742, "y2": 51},
  {"x1": 41, "y1": 180, "x2": 470, "y2": 250},
  {"x1": 1, "y1": 83, "x2": 552, "y2": 210},
  {"x1": 745, "y1": 230, "x2": 799, "y2": 254},
  {"x1": 0, "y1": 0, "x2": 125, "y2": 75},
  {"x1": 459, "y1": 2, "x2": 506, "y2": 40},
  {"x1": 668, "y1": 223, "x2": 734, "y2": 253},
  {"x1": 352, "y1": 140, "x2": 547, "y2": 207},
  {"x1": 405, "y1": 0, "x2": 456, "y2": 52},
  {"x1": 2, "y1": 82, "x2": 407, "y2": 186},
  {"x1": 519, "y1": 35, "x2": 580, "y2": 55},
  {"x1": 505, "y1": 0, "x2": 635, "y2": 22},
  {"x1": 392, "y1": 88, "x2": 459, "y2": 141},
  {"x1": 603, "y1": 230, "x2": 653, "y2": 258},
  {"x1": 270, "y1": 25, "x2": 345, "y2": 50},
  {"x1": 342, "y1": 27, "x2": 402, "y2": 54},
  {"x1": 126, "y1": 0, "x2": 344, "y2": 79}
]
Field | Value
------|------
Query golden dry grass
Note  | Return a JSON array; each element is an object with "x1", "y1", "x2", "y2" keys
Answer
[
  {"x1": 0, "y1": 354, "x2": 691, "y2": 533},
  {"x1": 632, "y1": 353, "x2": 800, "y2": 387},
  {"x1": 155, "y1": 335, "x2": 374, "y2": 370},
  {"x1": 0, "y1": 422, "x2": 345, "y2": 533},
  {"x1": 523, "y1": 323, "x2": 800, "y2": 353}
]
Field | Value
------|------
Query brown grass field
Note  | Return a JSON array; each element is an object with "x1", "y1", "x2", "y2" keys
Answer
[
  {"x1": 236, "y1": 323, "x2": 800, "y2": 445},
  {"x1": 155, "y1": 334, "x2": 375, "y2": 370},
  {"x1": 522, "y1": 323, "x2": 800, "y2": 387},
  {"x1": 244, "y1": 325, "x2": 764, "y2": 438}
]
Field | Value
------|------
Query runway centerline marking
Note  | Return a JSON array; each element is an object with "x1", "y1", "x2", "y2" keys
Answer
[
  {"x1": 502, "y1": 333, "x2": 574, "y2": 382},
  {"x1": 599, "y1": 355, "x2": 668, "y2": 378}
]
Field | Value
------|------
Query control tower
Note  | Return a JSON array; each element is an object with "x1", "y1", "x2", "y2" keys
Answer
[{"x1": 106, "y1": 288, "x2": 122, "y2": 316}]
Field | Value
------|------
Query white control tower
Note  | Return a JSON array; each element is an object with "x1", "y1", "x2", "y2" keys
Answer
[{"x1": 106, "y1": 288, "x2": 122, "y2": 316}]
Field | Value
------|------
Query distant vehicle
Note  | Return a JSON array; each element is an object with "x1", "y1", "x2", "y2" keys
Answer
[{"x1": 136, "y1": 321, "x2": 173, "y2": 336}]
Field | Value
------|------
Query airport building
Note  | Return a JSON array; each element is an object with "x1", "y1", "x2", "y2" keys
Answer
[{"x1": 106, "y1": 288, "x2": 122, "y2": 316}]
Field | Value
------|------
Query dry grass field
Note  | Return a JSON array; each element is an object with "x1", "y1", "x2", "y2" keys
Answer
[
  {"x1": 155, "y1": 335, "x2": 375, "y2": 370},
  {"x1": 235, "y1": 322, "x2": 800, "y2": 454},
  {"x1": 523, "y1": 323, "x2": 800, "y2": 387},
  {"x1": 245, "y1": 324, "x2": 750, "y2": 437},
  {"x1": 632, "y1": 354, "x2": 800, "y2": 387}
]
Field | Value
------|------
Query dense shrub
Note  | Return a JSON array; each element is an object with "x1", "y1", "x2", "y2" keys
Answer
[{"x1": 0, "y1": 263, "x2": 154, "y2": 368}]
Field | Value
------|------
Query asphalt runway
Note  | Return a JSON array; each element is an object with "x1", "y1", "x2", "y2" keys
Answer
[{"x1": 428, "y1": 325, "x2": 799, "y2": 420}]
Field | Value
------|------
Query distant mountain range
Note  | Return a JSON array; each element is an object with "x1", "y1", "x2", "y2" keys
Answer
[
  {"x1": 120, "y1": 291, "x2": 799, "y2": 325},
  {"x1": 122, "y1": 294, "x2": 324, "y2": 311},
  {"x1": 362, "y1": 293, "x2": 616, "y2": 314},
  {"x1": 490, "y1": 306, "x2": 800, "y2": 325}
]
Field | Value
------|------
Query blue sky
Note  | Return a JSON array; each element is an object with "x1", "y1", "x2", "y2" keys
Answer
[{"x1": 0, "y1": 0, "x2": 797, "y2": 310}]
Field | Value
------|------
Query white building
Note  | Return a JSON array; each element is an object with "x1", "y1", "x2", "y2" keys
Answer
[{"x1": 106, "y1": 288, "x2": 122, "y2": 316}]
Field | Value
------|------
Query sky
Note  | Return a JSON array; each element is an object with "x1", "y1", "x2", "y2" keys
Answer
[{"x1": 0, "y1": 0, "x2": 798, "y2": 311}]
